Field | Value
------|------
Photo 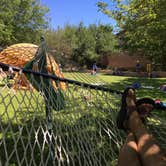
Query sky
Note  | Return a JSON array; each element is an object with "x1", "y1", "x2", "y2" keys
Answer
[{"x1": 40, "y1": 0, "x2": 116, "y2": 29}]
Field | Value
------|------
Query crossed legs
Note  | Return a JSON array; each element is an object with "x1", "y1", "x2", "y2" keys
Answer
[{"x1": 118, "y1": 89, "x2": 166, "y2": 166}]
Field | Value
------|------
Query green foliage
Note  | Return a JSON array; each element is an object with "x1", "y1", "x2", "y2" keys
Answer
[
  {"x1": 45, "y1": 23, "x2": 119, "y2": 68},
  {"x1": 94, "y1": 24, "x2": 118, "y2": 54},
  {"x1": 97, "y1": 0, "x2": 166, "y2": 69},
  {"x1": 72, "y1": 23, "x2": 119, "y2": 67},
  {"x1": 0, "y1": 0, "x2": 49, "y2": 46},
  {"x1": 72, "y1": 22, "x2": 98, "y2": 67},
  {"x1": 45, "y1": 24, "x2": 77, "y2": 58}
]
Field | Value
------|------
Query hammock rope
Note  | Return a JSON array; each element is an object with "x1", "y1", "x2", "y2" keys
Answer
[
  {"x1": 0, "y1": 42, "x2": 165, "y2": 166},
  {"x1": 0, "y1": 62, "x2": 123, "y2": 95},
  {"x1": 0, "y1": 62, "x2": 165, "y2": 166},
  {"x1": 0, "y1": 59, "x2": 124, "y2": 166}
]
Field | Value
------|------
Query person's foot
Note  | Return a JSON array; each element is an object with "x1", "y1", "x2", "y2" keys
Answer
[
  {"x1": 116, "y1": 87, "x2": 136, "y2": 131},
  {"x1": 136, "y1": 98, "x2": 155, "y2": 122},
  {"x1": 117, "y1": 88, "x2": 155, "y2": 131},
  {"x1": 126, "y1": 88, "x2": 136, "y2": 111}
]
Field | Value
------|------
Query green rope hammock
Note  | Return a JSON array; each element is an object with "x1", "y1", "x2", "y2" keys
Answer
[
  {"x1": 24, "y1": 38, "x2": 65, "y2": 111},
  {"x1": 0, "y1": 40, "x2": 165, "y2": 166}
]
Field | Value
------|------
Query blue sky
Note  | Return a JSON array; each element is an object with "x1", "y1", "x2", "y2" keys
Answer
[{"x1": 41, "y1": 0, "x2": 116, "y2": 29}]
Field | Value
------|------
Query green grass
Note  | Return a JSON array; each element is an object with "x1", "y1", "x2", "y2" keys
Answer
[
  {"x1": 98, "y1": 74, "x2": 166, "y2": 121},
  {"x1": 0, "y1": 73, "x2": 166, "y2": 165},
  {"x1": 98, "y1": 74, "x2": 166, "y2": 99},
  {"x1": 64, "y1": 72, "x2": 166, "y2": 101}
]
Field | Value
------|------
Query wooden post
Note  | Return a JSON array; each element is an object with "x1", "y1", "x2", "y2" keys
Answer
[{"x1": 146, "y1": 63, "x2": 151, "y2": 78}]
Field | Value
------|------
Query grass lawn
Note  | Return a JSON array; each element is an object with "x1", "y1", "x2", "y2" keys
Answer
[
  {"x1": 64, "y1": 72, "x2": 166, "y2": 101},
  {"x1": 0, "y1": 72, "x2": 166, "y2": 165},
  {"x1": 98, "y1": 74, "x2": 166, "y2": 100}
]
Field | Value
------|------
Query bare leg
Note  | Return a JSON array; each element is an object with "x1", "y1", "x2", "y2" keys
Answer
[
  {"x1": 129, "y1": 111, "x2": 166, "y2": 166},
  {"x1": 118, "y1": 132, "x2": 141, "y2": 166},
  {"x1": 126, "y1": 89, "x2": 166, "y2": 166}
]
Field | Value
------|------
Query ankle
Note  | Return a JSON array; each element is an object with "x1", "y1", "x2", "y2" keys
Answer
[{"x1": 129, "y1": 111, "x2": 143, "y2": 131}]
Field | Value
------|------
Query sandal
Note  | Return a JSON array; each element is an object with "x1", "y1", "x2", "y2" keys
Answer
[
  {"x1": 117, "y1": 91, "x2": 155, "y2": 131},
  {"x1": 116, "y1": 87, "x2": 136, "y2": 131},
  {"x1": 136, "y1": 98, "x2": 155, "y2": 122}
]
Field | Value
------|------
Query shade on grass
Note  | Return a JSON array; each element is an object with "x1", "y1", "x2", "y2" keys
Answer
[{"x1": 0, "y1": 71, "x2": 166, "y2": 166}]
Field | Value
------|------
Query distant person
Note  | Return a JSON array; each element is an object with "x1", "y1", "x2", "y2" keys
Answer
[
  {"x1": 59, "y1": 63, "x2": 62, "y2": 73},
  {"x1": 113, "y1": 67, "x2": 123, "y2": 76},
  {"x1": 92, "y1": 63, "x2": 98, "y2": 75},
  {"x1": 136, "y1": 60, "x2": 141, "y2": 73}
]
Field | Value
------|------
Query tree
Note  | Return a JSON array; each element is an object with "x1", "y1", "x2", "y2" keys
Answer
[
  {"x1": 72, "y1": 22, "x2": 98, "y2": 67},
  {"x1": 97, "y1": 0, "x2": 166, "y2": 69},
  {"x1": 44, "y1": 22, "x2": 118, "y2": 68},
  {"x1": 72, "y1": 22, "x2": 118, "y2": 67},
  {"x1": 93, "y1": 24, "x2": 118, "y2": 55},
  {"x1": 0, "y1": 0, "x2": 49, "y2": 46},
  {"x1": 44, "y1": 25, "x2": 77, "y2": 65}
]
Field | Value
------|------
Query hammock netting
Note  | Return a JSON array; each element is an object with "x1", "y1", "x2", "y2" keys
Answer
[{"x1": 0, "y1": 41, "x2": 165, "y2": 166}]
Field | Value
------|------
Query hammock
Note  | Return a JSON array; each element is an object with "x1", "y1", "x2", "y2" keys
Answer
[
  {"x1": 23, "y1": 38, "x2": 65, "y2": 111},
  {"x1": 0, "y1": 41, "x2": 165, "y2": 166}
]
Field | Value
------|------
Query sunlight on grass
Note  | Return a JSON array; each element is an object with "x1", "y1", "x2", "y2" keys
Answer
[
  {"x1": 0, "y1": 77, "x2": 121, "y2": 165},
  {"x1": 147, "y1": 118, "x2": 161, "y2": 125},
  {"x1": 0, "y1": 72, "x2": 166, "y2": 165},
  {"x1": 0, "y1": 88, "x2": 44, "y2": 124}
]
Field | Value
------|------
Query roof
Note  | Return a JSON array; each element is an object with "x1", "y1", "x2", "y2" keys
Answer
[{"x1": 0, "y1": 43, "x2": 38, "y2": 67}]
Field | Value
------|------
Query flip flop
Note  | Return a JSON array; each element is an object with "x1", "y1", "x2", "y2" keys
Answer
[
  {"x1": 136, "y1": 98, "x2": 155, "y2": 108},
  {"x1": 136, "y1": 98, "x2": 155, "y2": 122}
]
